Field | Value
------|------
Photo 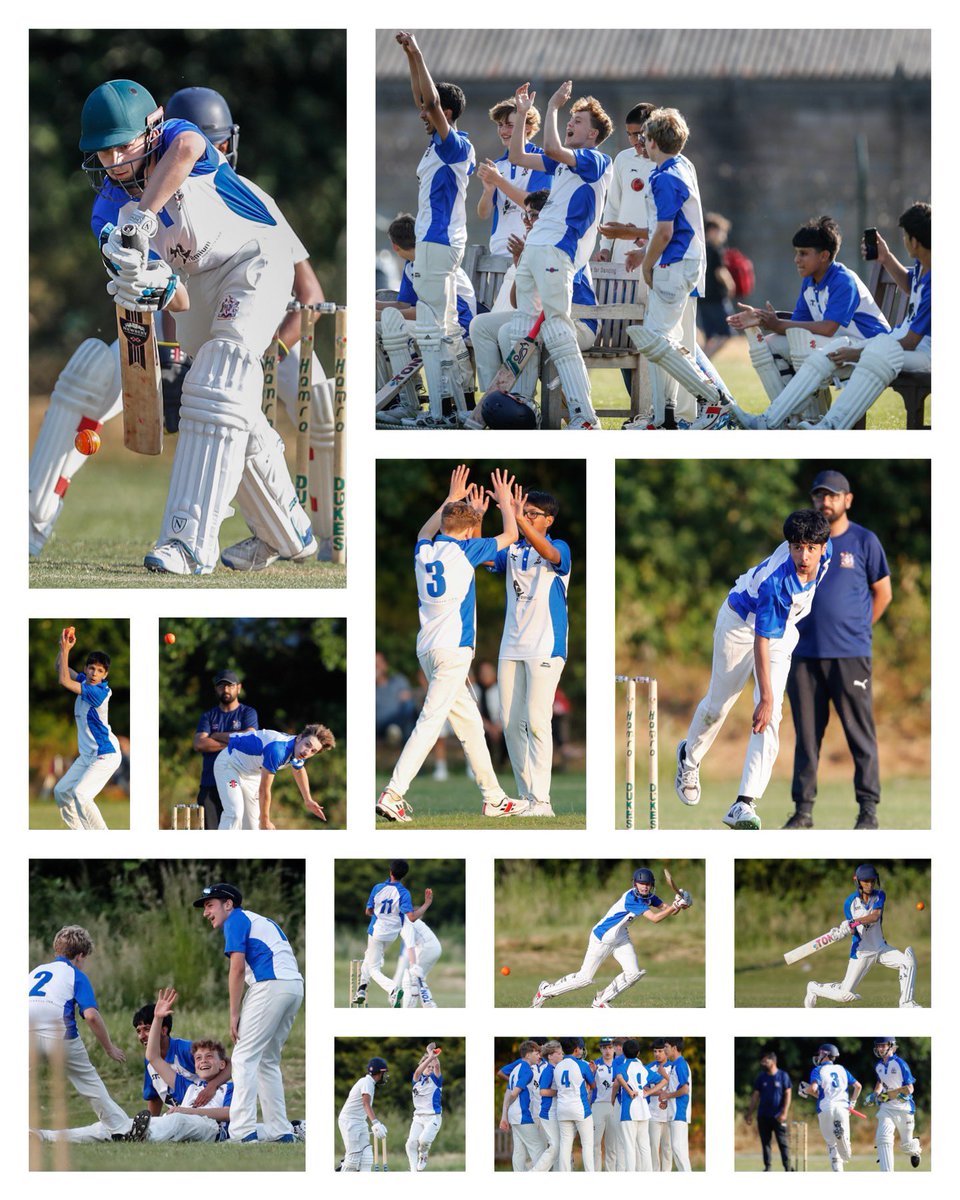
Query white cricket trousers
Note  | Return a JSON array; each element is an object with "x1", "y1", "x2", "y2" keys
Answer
[
  {"x1": 413, "y1": 241, "x2": 463, "y2": 337},
  {"x1": 30, "y1": 1029, "x2": 130, "y2": 1134},
  {"x1": 876, "y1": 1102, "x2": 920, "y2": 1171},
  {"x1": 619, "y1": 1117, "x2": 653, "y2": 1170},
  {"x1": 338, "y1": 1116, "x2": 373, "y2": 1170},
  {"x1": 387, "y1": 647, "x2": 508, "y2": 803},
  {"x1": 592, "y1": 1100, "x2": 620, "y2": 1170},
  {"x1": 362, "y1": 932, "x2": 400, "y2": 994},
  {"x1": 470, "y1": 309, "x2": 595, "y2": 395},
  {"x1": 542, "y1": 927, "x2": 640, "y2": 999},
  {"x1": 531, "y1": 1112, "x2": 561, "y2": 1170},
  {"x1": 648, "y1": 1117, "x2": 673, "y2": 1170},
  {"x1": 499, "y1": 655, "x2": 564, "y2": 804},
  {"x1": 558, "y1": 1114, "x2": 595, "y2": 1171},
  {"x1": 670, "y1": 1119, "x2": 691, "y2": 1170},
  {"x1": 214, "y1": 751, "x2": 260, "y2": 829},
  {"x1": 406, "y1": 1113, "x2": 442, "y2": 1168},
  {"x1": 644, "y1": 261, "x2": 701, "y2": 422},
  {"x1": 228, "y1": 977, "x2": 303, "y2": 1140},
  {"x1": 511, "y1": 1120, "x2": 547, "y2": 1170},
  {"x1": 684, "y1": 598, "x2": 798, "y2": 799},
  {"x1": 55, "y1": 751, "x2": 120, "y2": 829},
  {"x1": 817, "y1": 1101, "x2": 852, "y2": 1170}
]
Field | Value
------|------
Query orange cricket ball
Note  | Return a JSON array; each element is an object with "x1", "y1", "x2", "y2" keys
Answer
[
  {"x1": 916, "y1": 901, "x2": 925, "y2": 911},
  {"x1": 65, "y1": 625, "x2": 75, "y2": 639},
  {"x1": 74, "y1": 429, "x2": 101, "y2": 455},
  {"x1": 500, "y1": 966, "x2": 511, "y2": 976},
  {"x1": 164, "y1": 633, "x2": 177, "y2": 645}
]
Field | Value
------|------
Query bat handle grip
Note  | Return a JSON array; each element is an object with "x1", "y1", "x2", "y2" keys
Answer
[{"x1": 120, "y1": 222, "x2": 150, "y2": 257}]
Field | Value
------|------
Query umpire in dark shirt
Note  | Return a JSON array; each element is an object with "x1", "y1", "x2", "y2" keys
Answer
[
  {"x1": 783, "y1": 470, "x2": 892, "y2": 831},
  {"x1": 745, "y1": 1050, "x2": 792, "y2": 1171},
  {"x1": 192, "y1": 670, "x2": 258, "y2": 830}
]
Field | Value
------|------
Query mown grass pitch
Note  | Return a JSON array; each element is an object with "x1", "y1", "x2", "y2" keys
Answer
[
  {"x1": 375, "y1": 770, "x2": 585, "y2": 830},
  {"x1": 30, "y1": 794, "x2": 129, "y2": 829},
  {"x1": 736, "y1": 1148, "x2": 930, "y2": 1172}
]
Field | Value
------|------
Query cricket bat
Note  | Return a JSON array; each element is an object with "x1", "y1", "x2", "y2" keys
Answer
[
  {"x1": 484, "y1": 311, "x2": 545, "y2": 399},
  {"x1": 783, "y1": 922, "x2": 855, "y2": 966},
  {"x1": 375, "y1": 356, "x2": 423, "y2": 411},
  {"x1": 116, "y1": 224, "x2": 163, "y2": 455}
]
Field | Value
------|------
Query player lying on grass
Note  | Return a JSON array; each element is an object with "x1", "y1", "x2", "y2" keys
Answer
[
  {"x1": 353, "y1": 860, "x2": 434, "y2": 1007},
  {"x1": 132, "y1": 999, "x2": 230, "y2": 1116},
  {"x1": 30, "y1": 86, "x2": 336, "y2": 564},
  {"x1": 868, "y1": 1037, "x2": 922, "y2": 1171},
  {"x1": 796, "y1": 202, "x2": 931, "y2": 430},
  {"x1": 53, "y1": 626, "x2": 122, "y2": 829},
  {"x1": 726, "y1": 215, "x2": 890, "y2": 429},
  {"x1": 407, "y1": 1043, "x2": 443, "y2": 1170},
  {"x1": 376, "y1": 466, "x2": 527, "y2": 822},
  {"x1": 209, "y1": 724, "x2": 334, "y2": 829},
  {"x1": 390, "y1": 917, "x2": 441, "y2": 1008},
  {"x1": 337, "y1": 1056, "x2": 389, "y2": 1171},
  {"x1": 797, "y1": 1042, "x2": 862, "y2": 1173},
  {"x1": 802, "y1": 864, "x2": 921, "y2": 1009},
  {"x1": 674, "y1": 509, "x2": 832, "y2": 830},
  {"x1": 531, "y1": 867, "x2": 691, "y2": 1008},
  {"x1": 29, "y1": 925, "x2": 141, "y2": 1140}
]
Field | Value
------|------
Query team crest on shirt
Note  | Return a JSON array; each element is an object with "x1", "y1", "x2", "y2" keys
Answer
[
  {"x1": 840, "y1": 552, "x2": 856, "y2": 568},
  {"x1": 228, "y1": 779, "x2": 238, "y2": 788},
  {"x1": 217, "y1": 294, "x2": 241, "y2": 321}
]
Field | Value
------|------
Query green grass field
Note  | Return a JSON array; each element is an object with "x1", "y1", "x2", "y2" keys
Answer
[
  {"x1": 31, "y1": 1004, "x2": 306, "y2": 1171},
  {"x1": 736, "y1": 1148, "x2": 930, "y2": 1172},
  {"x1": 335, "y1": 939, "x2": 466, "y2": 1007},
  {"x1": 30, "y1": 794, "x2": 129, "y2": 830},
  {"x1": 332, "y1": 1110, "x2": 466, "y2": 1171},
  {"x1": 589, "y1": 335, "x2": 929, "y2": 429},
  {"x1": 28, "y1": 400, "x2": 344, "y2": 589},
  {"x1": 494, "y1": 860, "x2": 705, "y2": 1008},
  {"x1": 376, "y1": 769, "x2": 585, "y2": 830}
]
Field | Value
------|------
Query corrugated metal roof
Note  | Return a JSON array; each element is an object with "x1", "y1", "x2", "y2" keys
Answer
[{"x1": 376, "y1": 28, "x2": 930, "y2": 81}]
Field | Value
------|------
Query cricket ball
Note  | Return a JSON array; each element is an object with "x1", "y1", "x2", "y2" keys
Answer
[
  {"x1": 164, "y1": 633, "x2": 176, "y2": 645},
  {"x1": 65, "y1": 625, "x2": 75, "y2": 639},
  {"x1": 916, "y1": 901, "x2": 925, "y2": 911},
  {"x1": 74, "y1": 429, "x2": 101, "y2": 455},
  {"x1": 500, "y1": 966, "x2": 511, "y2": 976}
]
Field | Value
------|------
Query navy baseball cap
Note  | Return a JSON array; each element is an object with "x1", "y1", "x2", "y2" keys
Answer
[
  {"x1": 810, "y1": 470, "x2": 851, "y2": 495},
  {"x1": 193, "y1": 882, "x2": 242, "y2": 908},
  {"x1": 599, "y1": 1037, "x2": 616, "y2": 1046},
  {"x1": 214, "y1": 670, "x2": 241, "y2": 684}
]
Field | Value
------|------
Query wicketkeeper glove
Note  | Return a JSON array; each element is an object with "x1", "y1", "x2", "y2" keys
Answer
[{"x1": 372, "y1": 1120, "x2": 388, "y2": 1139}]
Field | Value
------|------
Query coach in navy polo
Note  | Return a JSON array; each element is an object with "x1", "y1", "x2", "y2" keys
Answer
[
  {"x1": 193, "y1": 670, "x2": 258, "y2": 831},
  {"x1": 783, "y1": 470, "x2": 892, "y2": 830},
  {"x1": 744, "y1": 1050, "x2": 792, "y2": 1171}
]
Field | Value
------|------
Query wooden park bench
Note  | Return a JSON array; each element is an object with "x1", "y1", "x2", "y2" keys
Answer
[{"x1": 863, "y1": 260, "x2": 930, "y2": 429}]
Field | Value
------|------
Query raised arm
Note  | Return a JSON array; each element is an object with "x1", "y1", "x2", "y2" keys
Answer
[
  {"x1": 542, "y1": 81, "x2": 576, "y2": 167},
  {"x1": 145, "y1": 987, "x2": 179, "y2": 1090},
  {"x1": 409, "y1": 886, "x2": 434, "y2": 922},
  {"x1": 509, "y1": 85, "x2": 547, "y2": 170},
  {"x1": 418, "y1": 464, "x2": 471, "y2": 541},
  {"x1": 57, "y1": 627, "x2": 82, "y2": 694},
  {"x1": 869, "y1": 231, "x2": 911, "y2": 294},
  {"x1": 490, "y1": 469, "x2": 519, "y2": 550},
  {"x1": 397, "y1": 32, "x2": 450, "y2": 141}
]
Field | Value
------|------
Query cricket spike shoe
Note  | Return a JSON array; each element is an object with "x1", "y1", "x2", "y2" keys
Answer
[
  {"x1": 531, "y1": 980, "x2": 550, "y2": 1008},
  {"x1": 376, "y1": 789, "x2": 412, "y2": 822},
  {"x1": 221, "y1": 534, "x2": 318, "y2": 572},
  {"x1": 123, "y1": 1110, "x2": 152, "y2": 1142},
  {"x1": 722, "y1": 798, "x2": 761, "y2": 830},
  {"x1": 482, "y1": 797, "x2": 529, "y2": 816},
  {"x1": 674, "y1": 740, "x2": 701, "y2": 805}
]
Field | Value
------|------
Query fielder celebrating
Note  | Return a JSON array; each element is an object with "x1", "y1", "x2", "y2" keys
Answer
[
  {"x1": 376, "y1": 465, "x2": 525, "y2": 822},
  {"x1": 338, "y1": 1056, "x2": 389, "y2": 1171},
  {"x1": 406, "y1": 1043, "x2": 443, "y2": 1170},
  {"x1": 194, "y1": 882, "x2": 303, "y2": 1143},
  {"x1": 209, "y1": 724, "x2": 334, "y2": 829},
  {"x1": 29, "y1": 925, "x2": 139, "y2": 1140},
  {"x1": 500, "y1": 1040, "x2": 547, "y2": 1170},
  {"x1": 554, "y1": 1039, "x2": 595, "y2": 1171},
  {"x1": 868, "y1": 1037, "x2": 922, "y2": 1170},
  {"x1": 799, "y1": 1043, "x2": 862, "y2": 1173},
  {"x1": 80, "y1": 78, "x2": 316, "y2": 574},
  {"x1": 531, "y1": 867, "x2": 690, "y2": 1008},
  {"x1": 354, "y1": 860, "x2": 434, "y2": 1007},
  {"x1": 803, "y1": 864, "x2": 921, "y2": 1009},
  {"x1": 54, "y1": 626, "x2": 122, "y2": 830},
  {"x1": 675, "y1": 510, "x2": 832, "y2": 829}
]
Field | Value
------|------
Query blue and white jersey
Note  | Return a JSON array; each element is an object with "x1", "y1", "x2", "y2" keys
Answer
[
  {"x1": 791, "y1": 261, "x2": 889, "y2": 339},
  {"x1": 28, "y1": 956, "x2": 97, "y2": 1038},
  {"x1": 616, "y1": 1058, "x2": 652, "y2": 1122},
  {"x1": 525, "y1": 148, "x2": 612, "y2": 271},
  {"x1": 144, "y1": 1035, "x2": 198, "y2": 1103},
  {"x1": 489, "y1": 143, "x2": 553, "y2": 254},
  {"x1": 196, "y1": 703, "x2": 259, "y2": 788},
  {"x1": 397, "y1": 260, "x2": 477, "y2": 335},
  {"x1": 414, "y1": 533, "x2": 499, "y2": 654},
  {"x1": 538, "y1": 1062, "x2": 557, "y2": 1119},
  {"x1": 72, "y1": 672, "x2": 120, "y2": 757},
  {"x1": 844, "y1": 888, "x2": 887, "y2": 957},
  {"x1": 92, "y1": 119, "x2": 289, "y2": 275},
  {"x1": 415, "y1": 129, "x2": 475, "y2": 249},
  {"x1": 648, "y1": 155, "x2": 706, "y2": 293},
  {"x1": 507, "y1": 1059, "x2": 537, "y2": 1124},
  {"x1": 170, "y1": 1073, "x2": 233, "y2": 1114},
  {"x1": 875, "y1": 1055, "x2": 916, "y2": 1112},
  {"x1": 224, "y1": 730, "x2": 302, "y2": 776},
  {"x1": 555, "y1": 1056, "x2": 594, "y2": 1119},
  {"x1": 412, "y1": 1069, "x2": 443, "y2": 1117},
  {"x1": 591, "y1": 1058, "x2": 616, "y2": 1104},
  {"x1": 647, "y1": 1060, "x2": 672, "y2": 1121},
  {"x1": 809, "y1": 1061, "x2": 858, "y2": 1113},
  {"x1": 489, "y1": 534, "x2": 572, "y2": 660},
  {"x1": 221, "y1": 908, "x2": 302, "y2": 986},
  {"x1": 891, "y1": 261, "x2": 931, "y2": 351},
  {"x1": 367, "y1": 879, "x2": 414, "y2": 940},
  {"x1": 728, "y1": 539, "x2": 833, "y2": 641},
  {"x1": 669, "y1": 1055, "x2": 692, "y2": 1123},
  {"x1": 592, "y1": 888, "x2": 664, "y2": 943}
]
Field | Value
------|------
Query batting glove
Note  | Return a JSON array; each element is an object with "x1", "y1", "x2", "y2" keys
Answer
[
  {"x1": 107, "y1": 259, "x2": 178, "y2": 311},
  {"x1": 372, "y1": 1120, "x2": 387, "y2": 1139}
]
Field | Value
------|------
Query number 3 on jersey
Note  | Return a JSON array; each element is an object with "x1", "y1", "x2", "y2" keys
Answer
[{"x1": 425, "y1": 561, "x2": 446, "y2": 597}]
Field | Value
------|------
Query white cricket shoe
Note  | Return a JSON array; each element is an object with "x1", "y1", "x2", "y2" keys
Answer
[
  {"x1": 804, "y1": 982, "x2": 818, "y2": 1008},
  {"x1": 674, "y1": 740, "x2": 701, "y2": 805},
  {"x1": 728, "y1": 403, "x2": 768, "y2": 430},
  {"x1": 520, "y1": 799, "x2": 555, "y2": 817},
  {"x1": 565, "y1": 414, "x2": 597, "y2": 430},
  {"x1": 591, "y1": 997, "x2": 609, "y2": 1009},
  {"x1": 900, "y1": 1000, "x2": 922, "y2": 1008},
  {"x1": 376, "y1": 789, "x2": 412, "y2": 822},
  {"x1": 389, "y1": 986, "x2": 404, "y2": 1009},
  {"x1": 292, "y1": 1120, "x2": 306, "y2": 1143},
  {"x1": 622, "y1": 410, "x2": 659, "y2": 430},
  {"x1": 417, "y1": 1151, "x2": 429, "y2": 1171},
  {"x1": 722, "y1": 799, "x2": 762, "y2": 830},
  {"x1": 221, "y1": 534, "x2": 318, "y2": 572},
  {"x1": 144, "y1": 540, "x2": 210, "y2": 575},
  {"x1": 401, "y1": 413, "x2": 459, "y2": 430},
  {"x1": 482, "y1": 797, "x2": 529, "y2": 817},
  {"x1": 531, "y1": 980, "x2": 550, "y2": 1008}
]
